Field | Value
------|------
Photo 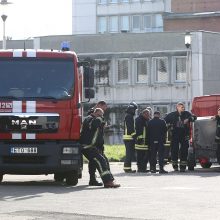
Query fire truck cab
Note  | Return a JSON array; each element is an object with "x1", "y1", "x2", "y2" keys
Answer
[{"x1": 0, "y1": 49, "x2": 94, "y2": 185}]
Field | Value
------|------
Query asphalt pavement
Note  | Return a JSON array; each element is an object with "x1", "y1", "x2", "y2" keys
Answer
[{"x1": 1, "y1": 163, "x2": 220, "y2": 220}]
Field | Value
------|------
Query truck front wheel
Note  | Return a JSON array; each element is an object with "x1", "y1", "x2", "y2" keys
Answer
[
  {"x1": 54, "y1": 173, "x2": 65, "y2": 182},
  {"x1": 65, "y1": 171, "x2": 78, "y2": 186}
]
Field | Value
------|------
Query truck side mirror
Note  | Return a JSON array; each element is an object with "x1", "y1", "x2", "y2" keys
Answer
[
  {"x1": 83, "y1": 66, "x2": 94, "y2": 88},
  {"x1": 84, "y1": 88, "x2": 95, "y2": 99}
]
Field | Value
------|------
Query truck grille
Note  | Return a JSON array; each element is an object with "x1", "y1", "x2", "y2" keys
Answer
[{"x1": 3, "y1": 156, "x2": 45, "y2": 164}]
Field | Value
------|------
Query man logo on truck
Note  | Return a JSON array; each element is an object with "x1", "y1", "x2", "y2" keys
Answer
[{"x1": 11, "y1": 119, "x2": 37, "y2": 129}]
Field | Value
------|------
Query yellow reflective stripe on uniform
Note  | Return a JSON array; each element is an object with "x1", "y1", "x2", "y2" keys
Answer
[
  {"x1": 82, "y1": 128, "x2": 100, "y2": 149},
  {"x1": 135, "y1": 145, "x2": 148, "y2": 150},
  {"x1": 91, "y1": 128, "x2": 99, "y2": 146},
  {"x1": 94, "y1": 158, "x2": 103, "y2": 173},
  {"x1": 131, "y1": 132, "x2": 136, "y2": 136},
  {"x1": 123, "y1": 135, "x2": 133, "y2": 140},
  {"x1": 180, "y1": 161, "x2": 187, "y2": 165},
  {"x1": 172, "y1": 160, "x2": 178, "y2": 165},
  {"x1": 100, "y1": 170, "x2": 111, "y2": 177}
]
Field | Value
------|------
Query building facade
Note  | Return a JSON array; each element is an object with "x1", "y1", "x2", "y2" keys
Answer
[
  {"x1": 2, "y1": 31, "x2": 220, "y2": 143},
  {"x1": 164, "y1": 0, "x2": 220, "y2": 32},
  {"x1": 72, "y1": 0, "x2": 171, "y2": 35}
]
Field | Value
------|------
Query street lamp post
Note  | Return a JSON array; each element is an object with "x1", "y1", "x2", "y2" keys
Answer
[
  {"x1": 0, "y1": 0, "x2": 12, "y2": 49},
  {"x1": 185, "y1": 31, "x2": 192, "y2": 110},
  {"x1": 1, "y1": 14, "x2": 7, "y2": 49}
]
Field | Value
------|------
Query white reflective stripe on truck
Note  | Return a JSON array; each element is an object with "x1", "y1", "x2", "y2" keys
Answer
[
  {"x1": 26, "y1": 101, "x2": 36, "y2": 139},
  {"x1": 12, "y1": 101, "x2": 36, "y2": 139}
]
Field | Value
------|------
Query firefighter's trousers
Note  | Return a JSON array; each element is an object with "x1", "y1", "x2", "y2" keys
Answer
[
  {"x1": 88, "y1": 147, "x2": 111, "y2": 179},
  {"x1": 150, "y1": 142, "x2": 165, "y2": 170},
  {"x1": 136, "y1": 149, "x2": 149, "y2": 171},
  {"x1": 123, "y1": 140, "x2": 136, "y2": 171},
  {"x1": 171, "y1": 134, "x2": 189, "y2": 169},
  {"x1": 82, "y1": 147, "x2": 114, "y2": 183}
]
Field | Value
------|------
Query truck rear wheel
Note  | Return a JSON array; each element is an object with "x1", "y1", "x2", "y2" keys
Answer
[
  {"x1": 200, "y1": 162, "x2": 212, "y2": 168},
  {"x1": 65, "y1": 171, "x2": 78, "y2": 186},
  {"x1": 54, "y1": 173, "x2": 65, "y2": 182}
]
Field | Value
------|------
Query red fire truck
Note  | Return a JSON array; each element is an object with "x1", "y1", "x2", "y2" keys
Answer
[
  {"x1": 0, "y1": 48, "x2": 94, "y2": 185},
  {"x1": 188, "y1": 95, "x2": 220, "y2": 169}
]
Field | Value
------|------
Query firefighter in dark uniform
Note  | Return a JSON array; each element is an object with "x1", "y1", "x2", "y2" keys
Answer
[
  {"x1": 134, "y1": 109, "x2": 150, "y2": 172},
  {"x1": 164, "y1": 102, "x2": 196, "y2": 172},
  {"x1": 123, "y1": 102, "x2": 138, "y2": 173},
  {"x1": 80, "y1": 108, "x2": 120, "y2": 188},
  {"x1": 86, "y1": 101, "x2": 108, "y2": 186},
  {"x1": 148, "y1": 111, "x2": 168, "y2": 173},
  {"x1": 213, "y1": 107, "x2": 220, "y2": 163}
]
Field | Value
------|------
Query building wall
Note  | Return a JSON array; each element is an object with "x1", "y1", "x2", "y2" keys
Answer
[
  {"x1": 164, "y1": 16, "x2": 220, "y2": 32},
  {"x1": 72, "y1": 0, "x2": 97, "y2": 34},
  {"x1": 171, "y1": 0, "x2": 220, "y2": 13},
  {"x1": 202, "y1": 32, "x2": 220, "y2": 95},
  {"x1": 72, "y1": 0, "x2": 171, "y2": 34}
]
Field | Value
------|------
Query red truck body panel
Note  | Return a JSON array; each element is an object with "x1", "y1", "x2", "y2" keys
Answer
[{"x1": 191, "y1": 94, "x2": 220, "y2": 117}]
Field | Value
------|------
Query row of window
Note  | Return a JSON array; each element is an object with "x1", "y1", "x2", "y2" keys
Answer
[
  {"x1": 98, "y1": 0, "x2": 154, "y2": 4},
  {"x1": 95, "y1": 57, "x2": 187, "y2": 85},
  {"x1": 98, "y1": 14, "x2": 163, "y2": 33}
]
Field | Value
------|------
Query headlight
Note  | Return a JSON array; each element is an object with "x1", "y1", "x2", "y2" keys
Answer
[{"x1": 63, "y1": 147, "x2": 79, "y2": 154}]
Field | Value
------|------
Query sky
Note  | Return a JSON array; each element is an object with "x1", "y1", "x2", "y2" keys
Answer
[{"x1": 0, "y1": 0, "x2": 72, "y2": 40}]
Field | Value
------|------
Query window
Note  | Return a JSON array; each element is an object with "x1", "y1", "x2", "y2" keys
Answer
[
  {"x1": 155, "y1": 14, "x2": 163, "y2": 28},
  {"x1": 121, "y1": 0, "x2": 129, "y2": 2},
  {"x1": 135, "y1": 59, "x2": 149, "y2": 83},
  {"x1": 132, "y1": 0, "x2": 140, "y2": 2},
  {"x1": 153, "y1": 105, "x2": 168, "y2": 118},
  {"x1": 109, "y1": 0, "x2": 118, "y2": 3},
  {"x1": 95, "y1": 60, "x2": 111, "y2": 85},
  {"x1": 175, "y1": 57, "x2": 187, "y2": 82},
  {"x1": 132, "y1": 15, "x2": 141, "y2": 32},
  {"x1": 0, "y1": 58, "x2": 74, "y2": 100},
  {"x1": 117, "y1": 59, "x2": 129, "y2": 83},
  {"x1": 98, "y1": 0, "x2": 107, "y2": 4},
  {"x1": 154, "y1": 57, "x2": 168, "y2": 83},
  {"x1": 98, "y1": 17, "x2": 107, "y2": 33},
  {"x1": 143, "y1": 15, "x2": 152, "y2": 30},
  {"x1": 109, "y1": 16, "x2": 118, "y2": 32},
  {"x1": 121, "y1": 16, "x2": 129, "y2": 32}
]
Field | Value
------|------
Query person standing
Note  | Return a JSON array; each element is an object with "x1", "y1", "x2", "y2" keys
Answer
[
  {"x1": 212, "y1": 107, "x2": 220, "y2": 162},
  {"x1": 123, "y1": 102, "x2": 138, "y2": 173},
  {"x1": 148, "y1": 111, "x2": 168, "y2": 173},
  {"x1": 80, "y1": 108, "x2": 120, "y2": 188},
  {"x1": 87, "y1": 101, "x2": 108, "y2": 186},
  {"x1": 134, "y1": 109, "x2": 150, "y2": 172},
  {"x1": 164, "y1": 102, "x2": 196, "y2": 172}
]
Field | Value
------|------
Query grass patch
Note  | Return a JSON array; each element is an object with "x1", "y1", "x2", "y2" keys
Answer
[
  {"x1": 104, "y1": 144, "x2": 125, "y2": 162},
  {"x1": 83, "y1": 144, "x2": 125, "y2": 163}
]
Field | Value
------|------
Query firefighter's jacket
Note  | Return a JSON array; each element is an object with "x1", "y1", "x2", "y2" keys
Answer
[
  {"x1": 134, "y1": 114, "x2": 149, "y2": 150},
  {"x1": 164, "y1": 110, "x2": 196, "y2": 139},
  {"x1": 80, "y1": 115, "x2": 105, "y2": 149},
  {"x1": 123, "y1": 113, "x2": 136, "y2": 141},
  {"x1": 148, "y1": 117, "x2": 167, "y2": 145}
]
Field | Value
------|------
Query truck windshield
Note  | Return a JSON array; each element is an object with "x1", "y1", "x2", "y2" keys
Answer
[{"x1": 0, "y1": 58, "x2": 74, "y2": 100}]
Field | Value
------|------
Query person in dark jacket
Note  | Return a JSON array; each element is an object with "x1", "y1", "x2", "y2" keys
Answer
[
  {"x1": 80, "y1": 108, "x2": 120, "y2": 188},
  {"x1": 86, "y1": 101, "x2": 108, "y2": 186},
  {"x1": 212, "y1": 107, "x2": 220, "y2": 163},
  {"x1": 134, "y1": 109, "x2": 150, "y2": 172},
  {"x1": 148, "y1": 111, "x2": 168, "y2": 174},
  {"x1": 164, "y1": 102, "x2": 196, "y2": 172},
  {"x1": 123, "y1": 102, "x2": 138, "y2": 173}
]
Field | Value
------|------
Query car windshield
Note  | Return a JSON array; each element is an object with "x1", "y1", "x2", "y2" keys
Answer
[{"x1": 0, "y1": 57, "x2": 74, "y2": 100}]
